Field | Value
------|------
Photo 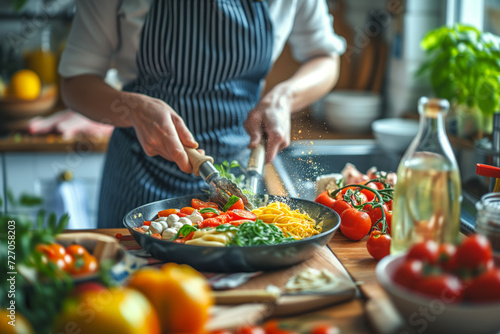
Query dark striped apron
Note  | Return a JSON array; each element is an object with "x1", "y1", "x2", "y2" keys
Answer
[{"x1": 98, "y1": 0, "x2": 273, "y2": 227}]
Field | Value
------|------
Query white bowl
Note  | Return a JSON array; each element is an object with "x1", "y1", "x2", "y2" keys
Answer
[
  {"x1": 376, "y1": 254, "x2": 500, "y2": 334},
  {"x1": 324, "y1": 91, "x2": 381, "y2": 133},
  {"x1": 372, "y1": 118, "x2": 419, "y2": 153}
]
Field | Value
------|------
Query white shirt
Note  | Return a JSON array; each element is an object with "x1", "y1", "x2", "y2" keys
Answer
[{"x1": 59, "y1": 0, "x2": 346, "y2": 85}]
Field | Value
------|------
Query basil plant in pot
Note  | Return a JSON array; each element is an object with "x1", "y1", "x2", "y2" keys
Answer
[{"x1": 417, "y1": 24, "x2": 500, "y2": 140}]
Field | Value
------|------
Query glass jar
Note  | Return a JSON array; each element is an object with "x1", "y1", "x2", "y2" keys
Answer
[
  {"x1": 475, "y1": 193, "x2": 500, "y2": 254},
  {"x1": 391, "y1": 97, "x2": 462, "y2": 254}
]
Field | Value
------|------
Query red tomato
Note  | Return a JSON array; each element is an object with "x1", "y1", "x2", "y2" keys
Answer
[
  {"x1": 366, "y1": 230, "x2": 391, "y2": 260},
  {"x1": 65, "y1": 244, "x2": 89, "y2": 257},
  {"x1": 198, "y1": 214, "x2": 229, "y2": 228},
  {"x1": 151, "y1": 233, "x2": 162, "y2": 240},
  {"x1": 339, "y1": 208, "x2": 372, "y2": 241},
  {"x1": 315, "y1": 191, "x2": 336, "y2": 208},
  {"x1": 414, "y1": 274, "x2": 463, "y2": 302},
  {"x1": 227, "y1": 209, "x2": 257, "y2": 221},
  {"x1": 437, "y1": 243, "x2": 458, "y2": 272},
  {"x1": 393, "y1": 259, "x2": 423, "y2": 290},
  {"x1": 180, "y1": 207, "x2": 196, "y2": 215},
  {"x1": 374, "y1": 209, "x2": 392, "y2": 235},
  {"x1": 229, "y1": 220, "x2": 253, "y2": 226},
  {"x1": 38, "y1": 243, "x2": 67, "y2": 261},
  {"x1": 143, "y1": 221, "x2": 152, "y2": 226},
  {"x1": 463, "y1": 268, "x2": 500, "y2": 302},
  {"x1": 310, "y1": 324, "x2": 339, "y2": 334},
  {"x1": 201, "y1": 211, "x2": 221, "y2": 219},
  {"x1": 406, "y1": 240, "x2": 439, "y2": 264},
  {"x1": 236, "y1": 325, "x2": 265, "y2": 334},
  {"x1": 360, "y1": 188, "x2": 376, "y2": 202},
  {"x1": 158, "y1": 208, "x2": 179, "y2": 217},
  {"x1": 332, "y1": 200, "x2": 352, "y2": 217},
  {"x1": 228, "y1": 198, "x2": 245, "y2": 211},
  {"x1": 70, "y1": 253, "x2": 98, "y2": 276},
  {"x1": 177, "y1": 212, "x2": 188, "y2": 217},
  {"x1": 263, "y1": 320, "x2": 298, "y2": 334},
  {"x1": 455, "y1": 234, "x2": 493, "y2": 273},
  {"x1": 191, "y1": 198, "x2": 218, "y2": 210},
  {"x1": 364, "y1": 203, "x2": 388, "y2": 226}
]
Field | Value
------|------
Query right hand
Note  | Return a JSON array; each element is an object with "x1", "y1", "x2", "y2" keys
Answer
[{"x1": 125, "y1": 92, "x2": 198, "y2": 174}]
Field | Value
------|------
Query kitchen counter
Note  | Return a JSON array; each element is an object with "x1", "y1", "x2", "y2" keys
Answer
[{"x1": 81, "y1": 227, "x2": 397, "y2": 333}]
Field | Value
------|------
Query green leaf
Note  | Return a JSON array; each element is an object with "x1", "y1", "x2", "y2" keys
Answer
[
  {"x1": 476, "y1": 80, "x2": 498, "y2": 115},
  {"x1": 48, "y1": 212, "x2": 57, "y2": 232},
  {"x1": 199, "y1": 207, "x2": 219, "y2": 215},
  {"x1": 19, "y1": 194, "x2": 43, "y2": 207},
  {"x1": 222, "y1": 195, "x2": 241, "y2": 212}
]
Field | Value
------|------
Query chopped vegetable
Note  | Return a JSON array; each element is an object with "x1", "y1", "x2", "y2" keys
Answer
[
  {"x1": 222, "y1": 195, "x2": 241, "y2": 212},
  {"x1": 217, "y1": 220, "x2": 295, "y2": 246}
]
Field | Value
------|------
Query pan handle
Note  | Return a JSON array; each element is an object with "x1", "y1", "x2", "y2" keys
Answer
[{"x1": 185, "y1": 147, "x2": 214, "y2": 177}]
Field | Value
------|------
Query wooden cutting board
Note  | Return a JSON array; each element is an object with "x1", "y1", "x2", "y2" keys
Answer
[{"x1": 207, "y1": 245, "x2": 357, "y2": 331}]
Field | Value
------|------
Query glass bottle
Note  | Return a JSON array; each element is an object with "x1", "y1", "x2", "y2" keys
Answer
[
  {"x1": 390, "y1": 97, "x2": 462, "y2": 254},
  {"x1": 475, "y1": 193, "x2": 500, "y2": 254}
]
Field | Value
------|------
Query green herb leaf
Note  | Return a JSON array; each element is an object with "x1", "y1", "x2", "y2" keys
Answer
[
  {"x1": 227, "y1": 220, "x2": 295, "y2": 246},
  {"x1": 222, "y1": 195, "x2": 241, "y2": 212},
  {"x1": 170, "y1": 224, "x2": 198, "y2": 241},
  {"x1": 199, "y1": 207, "x2": 219, "y2": 215}
]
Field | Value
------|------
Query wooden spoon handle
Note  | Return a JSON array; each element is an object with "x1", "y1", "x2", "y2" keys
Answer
[
  {"x1": 185, "y1": 147, "x2": 214, "y2": 177},
  {"x1": 247, "y1": 143, "x2": 266, "y2": 175}
]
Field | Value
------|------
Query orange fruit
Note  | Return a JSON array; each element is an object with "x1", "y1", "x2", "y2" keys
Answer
[
  {"x1": 0, "y1": 309, "x2": 34, "y2": 334},
  {"x1": 7, "y1": 69, "x2": 41, "y2": 100}
]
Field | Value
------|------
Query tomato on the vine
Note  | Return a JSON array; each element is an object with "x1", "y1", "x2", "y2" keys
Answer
[
  {"x1": 339, "y1": 208, "x2": 372, "y2": 241},
  {"x1": 332, "y1": 200, "x2": 352, "y2": 217},
  {"x1": 315, "y1": 191, "x2": 336, "y2": 208},
  {"x1": 437, "y1": 243, "x2": 458, "y2": 272},
  {"x1": 366, "y1": 230, "x2": 391, "y2": 260}
]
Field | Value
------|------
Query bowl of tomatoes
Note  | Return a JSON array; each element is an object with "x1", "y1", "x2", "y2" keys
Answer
[
  {"x1": 376, "y1": 235, "x2": 500, "y2": 334},
  {"x1": 41, "y1": 232, "x2": 127, "y2": 283}
]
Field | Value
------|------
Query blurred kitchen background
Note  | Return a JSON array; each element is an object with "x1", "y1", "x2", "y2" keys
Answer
[{"x1": 0, "y1": 0, "x2": 498, "y2": 229}]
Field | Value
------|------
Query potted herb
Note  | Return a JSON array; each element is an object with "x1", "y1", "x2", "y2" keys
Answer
[{"x1": 417, "y1": 24, "x2": 500, "y2": 139}]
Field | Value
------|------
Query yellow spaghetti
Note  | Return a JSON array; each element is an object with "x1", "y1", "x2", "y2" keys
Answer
[{"x1": 251, "y1": 201, "x2": 321, "y2": 240}]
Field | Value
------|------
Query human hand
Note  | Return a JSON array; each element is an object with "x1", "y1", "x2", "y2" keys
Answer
[
  {"x1": 125, "y1": 92, "x2": 198, "y2": 174},
  {"x1": 244, "y1": 86, "x2": 292, "y2": 164}
]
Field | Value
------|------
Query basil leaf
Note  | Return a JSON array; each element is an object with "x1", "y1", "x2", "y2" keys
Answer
[
  {"x1": 199, "y1": 207, "x2": 219, "y2": 215},
  {"x1": 222, "y1": 195, "x2": 240, "y2": 212},
  {"x1": 216, "y1": 224, "x2": 238, "y2": 232},
  {"x1": 170, "y1": 224, "x2": 198, "y2": 241}
]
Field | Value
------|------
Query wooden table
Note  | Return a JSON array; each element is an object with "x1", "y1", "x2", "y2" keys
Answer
[{"x1": 79, "y1": 228, "x2": 399, "y2": 334}]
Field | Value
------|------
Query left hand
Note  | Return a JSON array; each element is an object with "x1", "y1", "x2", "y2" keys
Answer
[{"x1": 244, "y1": 85, "x2": 292, "y2": 164}]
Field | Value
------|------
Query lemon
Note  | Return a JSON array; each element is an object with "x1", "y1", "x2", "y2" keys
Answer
[
  {"x1": 8, "y1": 69, "x2": 41, "y2": 100},
  {"x1": 0, "y1": 310, "x2": 34, "y2": 334}
]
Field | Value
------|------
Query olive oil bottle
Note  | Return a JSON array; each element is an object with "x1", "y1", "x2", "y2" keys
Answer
[{"x1": 391, "y1": 97, "x2": 462, "y2": 254}]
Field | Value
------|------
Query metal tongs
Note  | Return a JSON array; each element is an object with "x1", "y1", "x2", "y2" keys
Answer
[
  {"x1": 185, "y1": 147, "x2": 252, "y2": 210},
  {"x1": 245, "y1": 142, "x2": 266, "y2": 194}
]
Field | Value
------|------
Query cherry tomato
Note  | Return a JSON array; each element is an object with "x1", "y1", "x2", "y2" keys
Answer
[
  {"x1": 38, "y1": 243, "x2": 67, "y2": 261},
  {"x1": 360, "y1": 188, "x2": 376, "y2": 202},
  {"x1": 455, "y1": 234, "x2": 493, "y2": 273},
  {"x1": 332, "y1": 200, "x2": 352, "y2": 217},
  {"x1": 177, "y1": 212, "x2": 188, "y2": 217},
  {"x1": 236, "y1": 325, "x2": 265, "y2": 334},
  {"x1": 70, "y1": 254, "x2": 98, "y2": 276},
  {"x1": 180, "y1": 207, "x2": 196, "y2": 215},
  {"x1": 315, "y1": 191, "x2": 336, "y2": 208},
  {"x1": 366, "y1": 230, "x2": 391, "y2": 260},
  {"x1": 263, "y1": 320, "x2": 298, "y2": 334},
  {"x1": 151, "y1": 233, "x2": 162, "y2": 240},
  {"x1": 374, "y1": 209, "x2": 392, "y2": 235},
  {"x1": 66, "y1": 244, "x2": 89, "y2": 257},
  {"x1": 191, "y1": 198, "x2": 218, "y2": 210},
  {"x1": 406, "y1": 240, "x2": 439, "y2": 264},
  {"x1": 339, "y1": 208, "x2": 372, "y2": 241},
  {"x1": 227, "y1": 209, "x2": 257, "y2": 221},
  {"x1": 463, "y1": 268, "x2": 500, "y2": 303},
  {"x1": 228, "y1": 198, "x2": 245, "y2": 211},
  {"x1": 364, "y1": 203, "x2": 388, "y2": 226},
  {"x1": 437, "y1": 243, "x2": 458, "y2": 272},
  {"x1": 158, "y1": 208, "x2": 179, "y2": 217},
  {"x1": 393, "y1": 259, "x2": 423, "y2": 290},
  {"x1": 310, "y1": 324, "x2": 340, "y2": 334},
  {"x1": 414, "y1": 274, "x2": 463, "y2": 302}
]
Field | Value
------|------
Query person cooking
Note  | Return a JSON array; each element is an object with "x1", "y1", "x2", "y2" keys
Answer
[{"x1": 59, "y1": 0, "x2": 346, "y2": 228}]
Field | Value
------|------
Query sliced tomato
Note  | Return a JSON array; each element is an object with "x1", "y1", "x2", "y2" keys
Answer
[
  {"x1": 177, "y1": 212, "x2": 188, "y2": 217},
  {"x1": 143, "y1": 221, "x2": 152, "y2": 226},
  {"x1": 158, "y1": 208, "x2": 179, "y2": 217},
  {"x1": 191, "y1": 198, "x2": 218, "y2": 210},
  {"x1": 228, "y1": 198, "x2": 245, "y2": 211},
  {"x1": 151, "y1": 233, "x2": 162, "y2": 240},
  {"x1": 227, "y1": 209, "x2": 257, "y2": 221},
  {"x1": 229, "y1": 219, "x2": 253, "y2": 226},
  {"x1": 180, "y1": 206, "x2": 196, "y2": 215},
  {"x1": 198, "y1": 214, "x2": 229, "y2": 228}
]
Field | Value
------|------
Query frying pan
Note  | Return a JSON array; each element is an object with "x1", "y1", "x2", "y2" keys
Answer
[{"x1": 123, "y1": 193, "x2": 340, "y2": 272}]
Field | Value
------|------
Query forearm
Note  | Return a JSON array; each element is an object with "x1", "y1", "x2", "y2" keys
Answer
[
  {"x1": 271, "y1": 54, "x2": 340, "y2": 112},
  {"x1": 61, "y1": 74, "x2": 134, "y2": 127}
]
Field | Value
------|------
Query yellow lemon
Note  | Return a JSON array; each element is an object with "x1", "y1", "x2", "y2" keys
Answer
[
  {"x1": 8, "y1": 69, "x2": 41, "y2": 100},
  {"x1": 0, "y1": 309, "x2": 34, "y2": 334}
]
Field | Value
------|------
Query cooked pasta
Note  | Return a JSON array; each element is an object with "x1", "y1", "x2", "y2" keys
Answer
[
  {"x1": 251, "y1": 202, "x2": 321, "y2": 240},
  {"x1": 185, "y1": 229, "x2": 236, "y2": 247}
]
